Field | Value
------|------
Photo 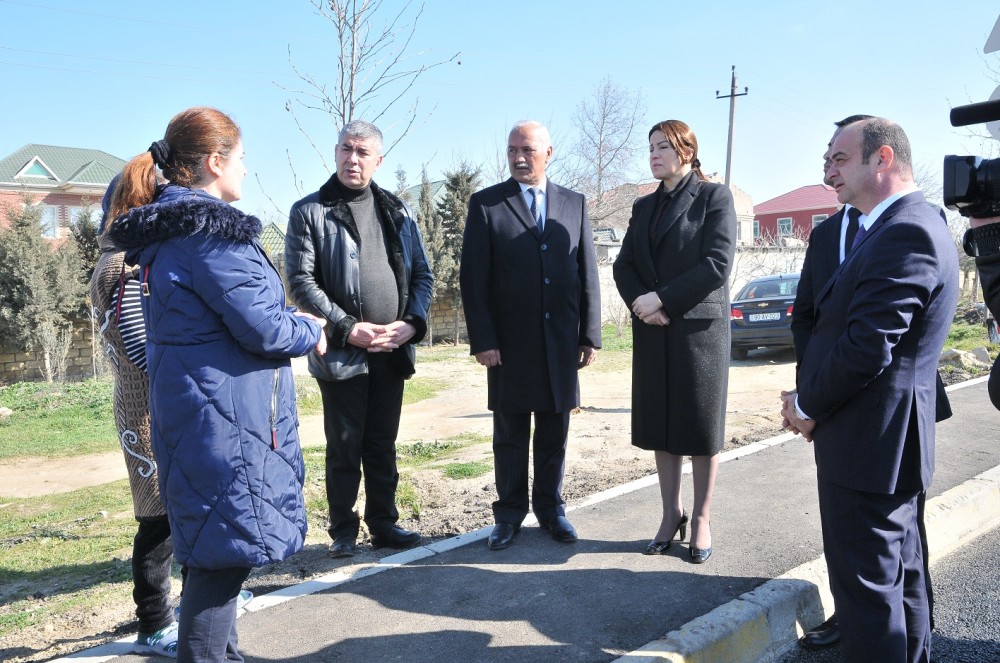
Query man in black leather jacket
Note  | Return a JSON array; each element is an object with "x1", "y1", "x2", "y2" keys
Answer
[
  {"x1": 285, "y1": 120, "x2": 433, "y2": 558},
  {"x1": 963, "y1": 216, "x2": 1000, "y2": 409}
]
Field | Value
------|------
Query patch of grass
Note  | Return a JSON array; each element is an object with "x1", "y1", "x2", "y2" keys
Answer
[
  {"x1": 0, "y1": 375, "x2": 330, "y2": 461},
  {"x1": 946, "y1": 320, "x2": 999, "y2": 355},
  {"x1": 0, "y1": 479, "x2": 150, "y2": 638},
  {"x1": 396, "y1": 433, "x2": 490, "y2": 466},
  {"x1": 416, "y1": 345, "x2": 471, "y2": 363},
  {"x1": 403, "y1": 377, "x2": 444, "y2": 406},
  {"x1": 396, "y1": 440, "x2": 464, "y2": 465},
  {"x1": 0, "y1": 379, "x2": 118, "y2": 460},
  {"x1": 394, "y1": 478, "x2": 421, "y2": 518},
  {"x1": 442, "y1": 461, "x2": 492, "y2": 479},
  {"x1": 600, "y1": 323, "x2": 633, "y2": 354},
  {"x1": 295, "y1": 378, "x2": 323, "y2": 416}
]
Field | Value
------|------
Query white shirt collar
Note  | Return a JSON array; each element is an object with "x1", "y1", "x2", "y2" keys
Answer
[
  {"x1": 863, "y1": 187, "x2": 919, "y2": 230},
  {"x1": 517, "y1": 178, "x2": 547, "y2": 195}
]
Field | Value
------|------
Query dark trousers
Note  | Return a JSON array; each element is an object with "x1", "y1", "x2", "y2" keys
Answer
[
  {"x1": 916, "y1": 490, "x2": 934, "y2": 631},
  {"x1": 492, "y1": 410, "x2": 571, "y2": 525},
  {"x1": 818, "y1": 480, "x2": 930, "y2": 663},
  {"x1": 133, "y1": 516, "x2": 174, "y2": 634},
  {"x1": 176, "y1": 566, "x2": 251, "y2": 663},
  {"x1": 318, "y1": 353, "x2": 404, "y2": 540}
]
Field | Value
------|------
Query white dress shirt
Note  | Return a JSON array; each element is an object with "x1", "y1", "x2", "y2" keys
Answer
[{"x1": 518, "y1": 179, "x2": 547, "y2": 230}]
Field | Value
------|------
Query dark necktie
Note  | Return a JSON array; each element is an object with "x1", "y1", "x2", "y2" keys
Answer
[
  {"x1": 528, "y1": 188, "x2": 543, "y2": 230},
  {"x1": 844, "y1": 207, "x2": 862, "y2": 258},
  {"x1": 850, "y1": 217, "x2": 868, "y2": 252}
]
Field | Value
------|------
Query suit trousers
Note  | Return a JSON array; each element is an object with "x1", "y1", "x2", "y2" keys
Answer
[
  {"x1": 132, "y1": 516, "x2": 174, "y2": 634},
  {"x1": 492, "y1": 410, "x2": 571, "y2": 525},
  {"x1": 818, "y1": 479, "x2": 930, "y2": 663},
  {"x1": 176, "y1": 565, "x2": 251, "y2": 663},
  {"x1": 318, "y1": 353, "x2": 404, "y2": 540}
]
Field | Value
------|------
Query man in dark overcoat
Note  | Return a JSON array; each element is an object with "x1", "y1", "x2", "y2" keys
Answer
[{"x1": 460, "y1": 120, "x2": 602, "y2": 551}]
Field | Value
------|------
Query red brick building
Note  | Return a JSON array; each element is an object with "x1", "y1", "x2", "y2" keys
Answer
[
  {"x1": 0, "y1": 144, "x2": 125, "y2": 239},
  {"x1": 752, "y1": 184, "x2": 840, "y2": 243}
]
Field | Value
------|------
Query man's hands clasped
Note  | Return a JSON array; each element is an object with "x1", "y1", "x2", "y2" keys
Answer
[
  {"x1": 349, "y1": 320, "x2": 417, "y2": 352},
  {"x1": 780, "y1": 389, "x2": 816, "y2": 442}
]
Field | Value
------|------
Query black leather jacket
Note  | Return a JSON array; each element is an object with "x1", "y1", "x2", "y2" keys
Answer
[{"x1": 285, "y1": 175, "x2": 433, "y2": 381}]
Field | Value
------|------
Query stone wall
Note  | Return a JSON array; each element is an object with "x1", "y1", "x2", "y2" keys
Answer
[{"x1": 0, "y1": 318, "x2": 100, "y2": 384}]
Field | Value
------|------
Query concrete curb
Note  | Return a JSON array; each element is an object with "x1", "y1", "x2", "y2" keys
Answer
[{"x1": 612, "y1": 463, "x2": 1000, "y2": 663}]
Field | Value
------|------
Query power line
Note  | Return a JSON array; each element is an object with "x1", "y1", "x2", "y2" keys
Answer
[
  {"x1": 0, "y1": 0, "x2": 323, "y2": 41},
  {"x1": 0, "y1": 45, "x2": 294, "y2": 78},
  {"x1": 0, "y1": 59, "x2": 274, "y2": 86}
]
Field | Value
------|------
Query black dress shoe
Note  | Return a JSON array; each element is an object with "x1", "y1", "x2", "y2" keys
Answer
[
  {"x1": 689, "y1": 546, "x2": 713, "y2": 564},
  {"x1": 798, "y1": 614, "x2": 840, "y2": 650},
  {"x1": 369, "y1": 526, "x2": 421, "y2": 549},
  {"x1": 328, "y1": 536, "x2": 357, "y2": 558},
  {"x1": 542, "y1": 516, "x2": 578, "y2": 543},
  {"x1": 488, "y1": 523, "x2": 520, "y2": 550}
]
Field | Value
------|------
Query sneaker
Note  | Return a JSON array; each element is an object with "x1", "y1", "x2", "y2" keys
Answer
[
  {"x1": 172, "y1": 589, "x2": 254, "y2": 621},
  {"x1": 134, "y1": 620, "x2": 178, "y2": 658},
  {"x1": 237, "y1": 589, "x2": 254, "y2": 611}
]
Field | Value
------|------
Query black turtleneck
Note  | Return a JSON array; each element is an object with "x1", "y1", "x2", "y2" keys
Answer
[{"x1": 334, "y1": 176, "x2": 398, "y2": 324}]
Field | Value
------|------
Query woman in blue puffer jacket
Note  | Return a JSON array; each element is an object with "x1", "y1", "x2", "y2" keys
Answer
[{"x1": 108, "y1": 106, "x2": 326, "y2": 663}]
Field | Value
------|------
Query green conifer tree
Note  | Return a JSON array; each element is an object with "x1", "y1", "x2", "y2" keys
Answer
[{"x1": 0, "y1": 194, "x2": 87, "y2": 381}]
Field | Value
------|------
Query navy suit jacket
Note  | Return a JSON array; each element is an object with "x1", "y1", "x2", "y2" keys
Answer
[
  {"x1": 797, "y1": 192, "x2": 958, "y2": 494},
  {"x1": 460, "y1": 178, "x2": 602, "y2": 413},
  {"x1": 792, "y1": 207, "x2": 845, "y2": 370}
]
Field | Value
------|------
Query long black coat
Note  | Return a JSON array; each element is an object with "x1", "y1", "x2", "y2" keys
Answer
[
  {"x1": 613, "y1": 174, "x2": 736, "y2": 454},
  {"x1": 460, "y1": 178, "x2": 602, "y2": 413}
]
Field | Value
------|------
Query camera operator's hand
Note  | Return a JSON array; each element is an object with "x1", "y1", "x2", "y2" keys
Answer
[{"x1": 970, "y1": 216, "x2": 1000, "y2": 228}]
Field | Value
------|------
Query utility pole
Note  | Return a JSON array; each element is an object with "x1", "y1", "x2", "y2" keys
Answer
[{"x1": 716, "y1": 66, "x2": 749, "y2": 187}]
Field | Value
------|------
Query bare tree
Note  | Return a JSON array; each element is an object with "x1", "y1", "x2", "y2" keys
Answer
[
  {"x1": 569, "y1": 78, "x2": 646, "y2": 224},
  {"x1": 281, "y1": 0, "x2": 459, "y2": 161}
]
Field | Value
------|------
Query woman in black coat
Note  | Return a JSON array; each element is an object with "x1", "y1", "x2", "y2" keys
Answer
[{"x1": 613, "y1": 120, "x2": 736, "y2": 563}]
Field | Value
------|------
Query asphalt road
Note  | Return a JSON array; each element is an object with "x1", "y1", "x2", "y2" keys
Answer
[
  {"x1": 76, "y1": 380, "x2": 1000, "y2": 663},
  {"x1": 778, "y1": 523, "x2": 1000, "y2": 663}
]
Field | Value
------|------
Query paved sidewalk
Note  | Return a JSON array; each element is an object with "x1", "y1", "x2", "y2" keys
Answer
[{"x1": 62, "y1": 379, "x2": 1000, "y2": 663}]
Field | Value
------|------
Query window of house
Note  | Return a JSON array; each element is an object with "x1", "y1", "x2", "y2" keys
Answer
[
  {"x1": 777, "y1": 217, "x2": 793, "y2": 236},
  {"x1": 753, "y1": 219, "x2": 760, "y2": 239},
  {"x1": 68, "y1": 206, "x2": 96, "y2": 226},
  {"x1": 40, "y1": 206, "x2": 58, "y2": 238},
  {"x1": 18, "y1": 158, "x2": 57, "y2": 180},
  {"x1": 812, "y1": 214, "x2": 828, "y2": 228}
]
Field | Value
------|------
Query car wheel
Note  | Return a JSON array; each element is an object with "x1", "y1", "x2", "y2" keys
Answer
[{"x1": 731, "y1": 347, "x2": 749, "y2": 361}]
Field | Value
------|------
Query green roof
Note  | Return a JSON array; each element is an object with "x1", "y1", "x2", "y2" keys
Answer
[
  {"x1": 259, "y1": 222, "x2": 286, "y2": 258},
  {"x1": 0, "y1": 144, "x2": 126, "y2": 187}
]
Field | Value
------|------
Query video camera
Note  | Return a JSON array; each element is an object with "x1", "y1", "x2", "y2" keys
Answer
[{"x1": 944, "y1": 99, "x2": 1000, "y2": 218}]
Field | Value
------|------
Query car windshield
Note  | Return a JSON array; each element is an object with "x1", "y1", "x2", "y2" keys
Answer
[{"x1": 737, "y1": 277, "x2": 799, "y2": 300}]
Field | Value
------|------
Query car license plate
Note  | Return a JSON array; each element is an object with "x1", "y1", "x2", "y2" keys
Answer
[{"x1": 748, "y1": 312, "x2": 781, "y2": 322}]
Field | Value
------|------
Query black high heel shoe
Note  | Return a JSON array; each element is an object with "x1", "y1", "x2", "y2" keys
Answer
[
  {"x1": 644, "y1": 511, "x2": 689, "y2": 555},
  {"x1": 689, "y1": 545, "x2": 713, "y2": 564},
  {"x1": 689, "y1": 520, "x2": 712, "y2": 563}
]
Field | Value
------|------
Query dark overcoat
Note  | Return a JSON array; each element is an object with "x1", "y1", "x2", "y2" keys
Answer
[
  {"x1": 460, "y1": 178, "x2": 602, "y2": 413},
  {"x1": 613, "y1": 174, "x2": 736, "y2": 455}
]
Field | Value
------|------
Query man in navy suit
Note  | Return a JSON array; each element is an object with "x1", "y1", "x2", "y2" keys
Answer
[
  {"x1": 782, "y1": 118, "x2": 958, "y2": 662},
  {"x1": 790, "y1": 115, "x2": 951, "y2": 652},
  {"x1": 460, "y1": 121, "x2": 602, "y2": 551}
]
